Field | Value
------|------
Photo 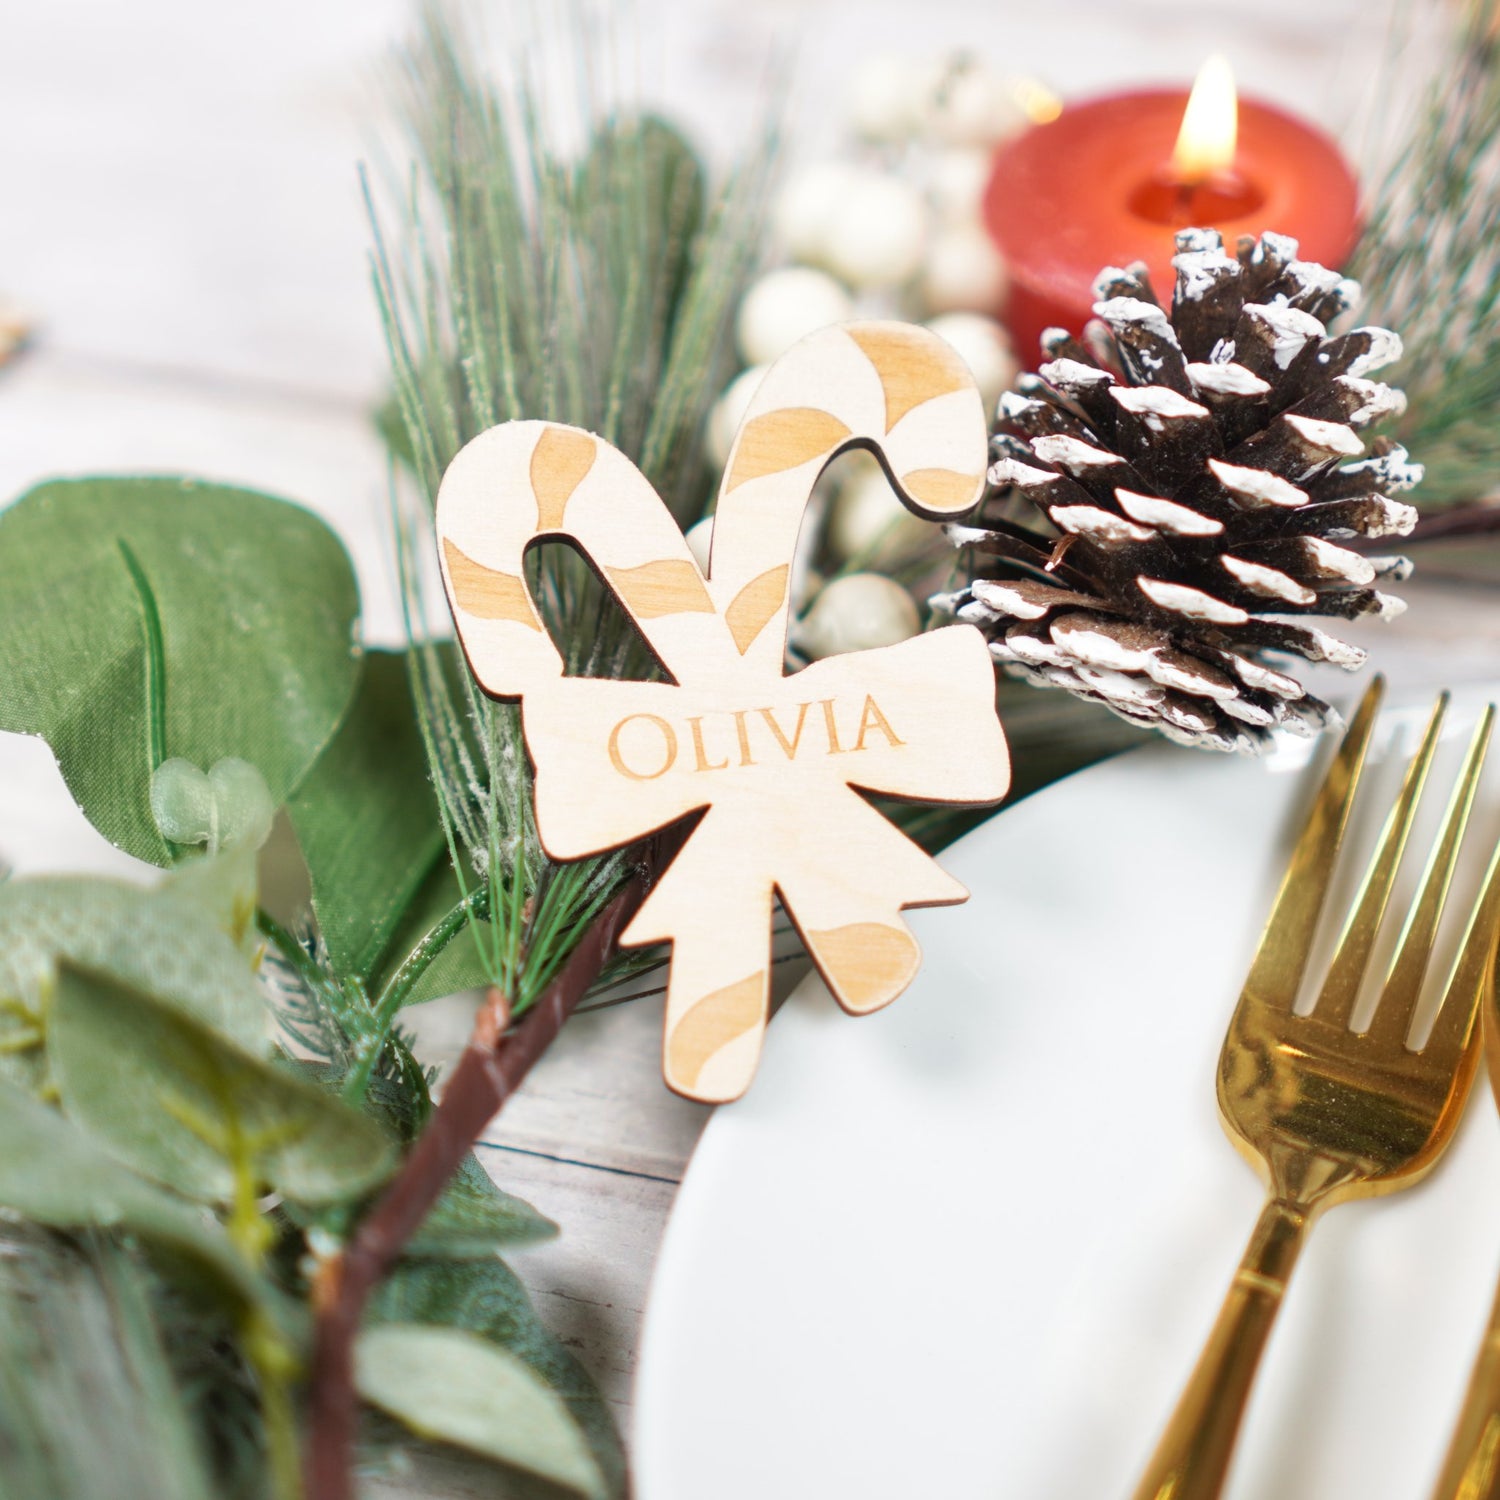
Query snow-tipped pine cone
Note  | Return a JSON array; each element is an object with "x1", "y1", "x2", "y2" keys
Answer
[{"x1": 932, "y1": 228, "x2": 1418, "y2": 754}]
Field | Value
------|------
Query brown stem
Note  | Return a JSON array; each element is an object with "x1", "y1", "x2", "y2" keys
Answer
[{"x1": 302, "y1": 871, "x2": 652, "y2": 1500}]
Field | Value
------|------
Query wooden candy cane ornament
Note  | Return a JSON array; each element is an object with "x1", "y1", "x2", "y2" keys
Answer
[{"x1": 436, "y1": 321, "x2": 1010, "y2": 1102}]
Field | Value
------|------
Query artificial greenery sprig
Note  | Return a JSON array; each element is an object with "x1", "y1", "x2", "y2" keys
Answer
[
  {"x1": 0, "y1": 5, "x2": 773, "y2": 1485},
  {"x1": 0, "y1": 8, "x2": 1169, "y2": 1495},
  {"x1": 372, "y1": 2, "x2": 773, "y2": 962},
  {"x1": 300, "y1": 8, "x2": 778, "y2": 1495},
  {"x1": 0, "y1": 851, "x2": 619, "y2": 1500},
  {"x1": 1352, "y1": 3, "x2": 1500, "y2": 514}
]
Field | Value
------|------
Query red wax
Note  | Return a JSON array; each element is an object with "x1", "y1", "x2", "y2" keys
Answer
[{"x1": 983, "y1": 90, "x2": 1360, "y2": 365}]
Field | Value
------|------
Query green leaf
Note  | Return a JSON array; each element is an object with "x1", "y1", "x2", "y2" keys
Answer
[
  {"x1": 277, "y1": 1137, "x2": 551, "y2": 1260},
  {"x1": 0, "y1": 875, "x2": 269, "y2": 1086},
  {"x1": 371, "y1": 859, "x2": 494, "y2": 1008},
  {"x1": 0, "y1": 1079, "x2": 264, "y2": 1315},
  {"x1": 370, "y1": 1257, "x2": 626, "y2": 1498},
  {"x1": 355, "y1": 1324, "x2": 607, "y2": 1499},
  {"x1": 0, "y1": 476, "x2": 361, "y2": 865},
  {"x1": 159, "y1": 848, "x2": 262, "y2": 962},
  {"x1": 48, "y1": 964, "x2": 396, "y2": 1207},
  {"x1": 150, "y1": 757, "x2": 275, "y2": 854},
  {"x1": 408, "y1": 1152, "x2": 558, "y2": 1259},
  {"x1": 287, "y1": 649, "x2": 446, "y2": 980}
]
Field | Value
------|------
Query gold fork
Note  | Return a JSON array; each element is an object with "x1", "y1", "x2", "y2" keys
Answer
[
  {"x1": 1130, "y1": 678, "x2": 1500, "y2": 1500},
  {"x1": 1427, "y1": 851, "x2": 1500, "y2": 1500}
]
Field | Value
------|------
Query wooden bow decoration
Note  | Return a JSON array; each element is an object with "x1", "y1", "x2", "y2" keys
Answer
[{"x1": 436, "y1": 321, "x2": 1009, "y2": 1101}]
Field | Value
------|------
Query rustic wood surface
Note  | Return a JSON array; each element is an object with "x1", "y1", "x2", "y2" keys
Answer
[{"x1": 0, "y1": 0, "x2": 1490, "y2": 1473}]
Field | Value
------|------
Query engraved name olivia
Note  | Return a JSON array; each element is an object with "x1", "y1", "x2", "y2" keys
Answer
[{"x1": 606, "y1": 696, "x2": 904, "y2": 781}]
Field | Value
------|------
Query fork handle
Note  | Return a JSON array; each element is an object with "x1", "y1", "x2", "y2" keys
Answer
[
  {"x1": 1129, "y1": 1199, "x2": 1308, "y2": 1500},
  {"x1": 1429, "y1": 1266, "x2": 1500, "y2": 1500}
]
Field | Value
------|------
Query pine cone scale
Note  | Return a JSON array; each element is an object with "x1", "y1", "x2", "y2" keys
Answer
[{"x1": 937, "y1": 228, "x2": 1418, "y2": 754}]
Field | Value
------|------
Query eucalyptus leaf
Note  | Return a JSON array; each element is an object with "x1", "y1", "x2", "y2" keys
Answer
[
  {"x1": 370, "y1": 1258, "x2": 626, "y2": 1498},
  {"x1": 48, "y1": 964, "x2": 396, "y2": 1207},
  {"x1": 150, "y1": 757, "x2": 275, "y2": 854},
  {"x1": 0, "y1": 874, "x2": 269, "y2": 1082},
  {"x1": 355, "y1": 1324, "x2": 606, "y2": 1499},
  {"x1": 287, "y1": 649, "x2": 446, "y2": 981},
  {"x1": 408, "y1": 1152, "x2": 558, "y2": 1259},
  {"x1": 0, "y1": 1079, "x2": 263, "y2": 1315},
  {"x1": 0, "y1": 476, "x2": 360, "y2": 865},
  {"x1": 158, "y1": 848, "x2": 262, "y2": 962}
]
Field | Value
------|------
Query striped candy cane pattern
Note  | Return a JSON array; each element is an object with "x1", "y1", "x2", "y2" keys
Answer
[{"x1": 437, "y1": 321, "x2": 1010, "y2": 1102}]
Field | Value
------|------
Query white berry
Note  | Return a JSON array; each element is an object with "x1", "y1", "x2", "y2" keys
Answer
[
  {"x1": 827, "y1": 459, "x2": 932, "y2": 566},
  {"x1": 821, "y1": 172, "x2": 927, "y2": 290},
  {"x1": 795, "y1": 573, "x2": 921, "y2": 659},
  {"x1": 920, "y1": 224, "x2": 1010, "y2": 314},
  {"x1": 772, "y1": 162, "x2": 863, "y2": 262},
  {"x1": 930, "y1": 147, "x2": 993, "y2": 226},
  {"x1": 685, "y1": 516, "x2": 714, "y2": 572},
  {"x1": 924, "y1": 311, "x2": 1019, "y2": 410},
  {"x1": 706, "y1": 365, "x2": 767, "y2": 470},
  {"x1": 737, "y1": 269, "x2": 854, "y2": 367},
  {"x1": 847, "y1": 55, "x2": 930, "y2": 141},
  {"x1": 925, "y1": 62, "x2": 1029, "y2": 147}
]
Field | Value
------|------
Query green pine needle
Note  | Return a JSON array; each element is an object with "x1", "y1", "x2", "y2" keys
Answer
[
  {"x1": 371, "y1": 3, "x2": 773, "y2": 1011},
  {"x1": 1351, "y1": 7, "x2": 1500, "y2": 507},
  {"x1": 0, "y1": 1231, "x2": 233, "y2": 1500}
]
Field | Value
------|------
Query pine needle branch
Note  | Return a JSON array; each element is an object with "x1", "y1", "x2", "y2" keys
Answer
[
  {"x1": 304, "y1": 11, "x2": 774, "y2": 1498},
  {"x1": 370, "y1": 1, "x2": 772, "y2": 1008},
  {"x1": 1351, "y1": 6, "x2": 1500, "y2": 508}
]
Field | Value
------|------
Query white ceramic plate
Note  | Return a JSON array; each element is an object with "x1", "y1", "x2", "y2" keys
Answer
[{"x1": 635, "y1": 690, "x2": 1500, "y2": 1500}]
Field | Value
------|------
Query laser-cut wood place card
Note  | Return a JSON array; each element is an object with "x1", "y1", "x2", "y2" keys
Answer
[{"x1": 436, "y1": 321, "x2": 1010, "y2": 1102}]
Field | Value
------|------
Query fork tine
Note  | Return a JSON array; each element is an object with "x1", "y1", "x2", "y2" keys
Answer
[
  {"x1": 1422, "y1": 821, "x2": 1500, "y2": 1072},
  {"x1": 1366, "y1": 706, "x2": 1495, "y2": 1048},
  {"x1": 1240, "y1": 677, "x2": 1384, "y2": 1011},
  {"x1": 1314, "y1": 694, "x2": 1448, "y2": 1029}
]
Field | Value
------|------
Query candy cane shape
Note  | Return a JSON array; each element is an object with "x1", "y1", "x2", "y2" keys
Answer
[
  {"x1": 706, "y1": 321, "x2": 989, "y2": 673},
  {"x1": 438, "y1": 322, "x2": 989, "y2": 702},
  {"x1": 435, "y1": 321, "x2": 1007, "y2": 1103},
  {"x1": 640, "y1": 323, "x2": 994, "y2": 1095},
  {"x1": 437, "y1": 421, "x2": 727, "y2": 695}
]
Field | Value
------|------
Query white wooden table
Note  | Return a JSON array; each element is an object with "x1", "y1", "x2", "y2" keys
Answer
[{"x1": 0, "y1": 0, "x2": 1488, "y2": 1462}]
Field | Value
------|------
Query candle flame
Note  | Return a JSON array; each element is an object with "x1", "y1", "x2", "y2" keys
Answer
[{"x1": 1172, "y1": 54, "x2": 1238, "y2": 183}]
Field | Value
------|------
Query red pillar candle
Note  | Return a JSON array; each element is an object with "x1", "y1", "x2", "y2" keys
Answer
[{"x1": 983, "y1": 84, "x2": 1360, "y2": 365}]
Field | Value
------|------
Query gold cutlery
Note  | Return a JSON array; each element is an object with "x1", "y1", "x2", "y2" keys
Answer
[
  {"x1": 1130, "y1": 679, "x2": 1500, "y2": 1500},
  {"x1": 1427, "y1": 860, "x2": 1500, "y2": 1500}
]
